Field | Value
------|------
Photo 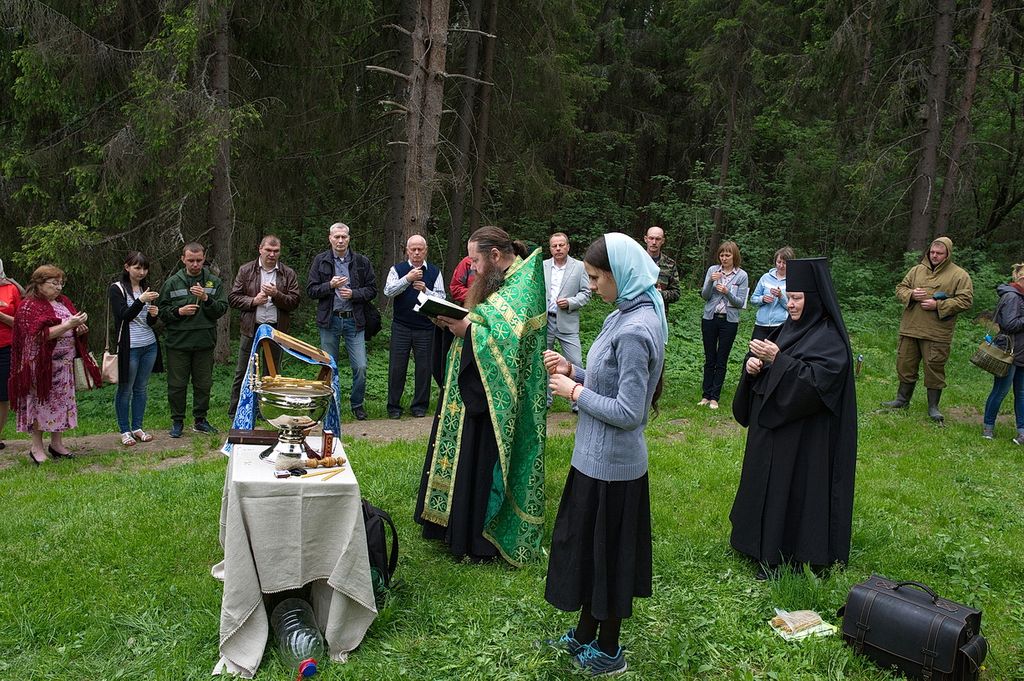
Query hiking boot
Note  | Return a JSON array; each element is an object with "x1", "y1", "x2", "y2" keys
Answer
[
  {"x1": 881, "y1": 382, "x2": 914, "y2": 409},
  {"x1": 193, "y1": 419, "x2": 219, "y2": 434},
  {"x1": 982, "y1": 425, "x2": 994, "y2": 440},
  {"x1": 573, "y1": 642, "x2": 627, "y2": 676},
  {"x1": 169, "y1": 421, "x2": 184, "y2": 438},
  {"x1": 536, "y1": 627, "x2": 585, "y2": 657},
  {"x1": 926, "y1": 388, "x2": 944, "y2": 423}
]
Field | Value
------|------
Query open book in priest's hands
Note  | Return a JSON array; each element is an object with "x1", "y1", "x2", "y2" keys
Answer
[{"x1": 413, "y1": 291, "x2": 469, "y2": 319}]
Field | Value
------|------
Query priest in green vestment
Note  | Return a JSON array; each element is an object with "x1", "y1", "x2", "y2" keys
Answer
[{"x1": 414, "y1": 226, "x2": 548, "y2": 566}]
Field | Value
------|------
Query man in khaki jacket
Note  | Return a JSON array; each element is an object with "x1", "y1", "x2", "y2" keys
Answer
[{"x1": 882, "y1": 236, "x2": 973, "y2": 422}]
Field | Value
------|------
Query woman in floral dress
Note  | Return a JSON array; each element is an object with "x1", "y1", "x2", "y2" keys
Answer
[{"x1": 9, "y1": 265, "x2": 99, "y2": 464}]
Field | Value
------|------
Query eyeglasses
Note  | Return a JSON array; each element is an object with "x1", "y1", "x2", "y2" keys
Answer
[{"x1": 44, "y1": 279, "x2": 65, "y2": 288}]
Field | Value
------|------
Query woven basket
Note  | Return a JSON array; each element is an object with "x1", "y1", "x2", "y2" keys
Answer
[{"x1": 970, "y1": 336, "x2": 1014, "y2": 378}]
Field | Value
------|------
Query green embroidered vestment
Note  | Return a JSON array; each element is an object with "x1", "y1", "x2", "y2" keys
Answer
[{"x1": 421, "y1": 248, "x2": 548, "y2": 566}]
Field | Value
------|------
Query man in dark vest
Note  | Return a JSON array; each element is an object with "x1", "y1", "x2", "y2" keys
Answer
[{"x1": 383, "y1": 234, "x2": 446, "y2": 419}]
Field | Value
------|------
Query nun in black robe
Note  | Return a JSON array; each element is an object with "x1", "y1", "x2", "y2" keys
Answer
[{"x1": 729, "y1": 257, "x2": 857, "y2": 574}]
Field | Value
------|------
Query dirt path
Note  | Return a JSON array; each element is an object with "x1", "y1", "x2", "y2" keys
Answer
[{"x1": 0, "y1": 412, "x2": 579, "y2": 471}]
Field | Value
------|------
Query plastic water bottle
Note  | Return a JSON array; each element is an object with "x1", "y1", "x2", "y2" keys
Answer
[{"x1": 270, "y1": 598, "x2": 324, "y2": 678}]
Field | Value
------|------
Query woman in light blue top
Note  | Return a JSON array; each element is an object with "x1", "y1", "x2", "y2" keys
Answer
[
  {"x1": 110, "y1": 252, "x2": 163, "y2": 446},
  {"x1": 750, "y1": 246, "x2": 794, "y2": 340},
  {"x1": 541, "y1": 232, "x2": 667, "y2": 677},
  {"x1": 699, "y1": 240, "x2": 748, "y2": 409}
]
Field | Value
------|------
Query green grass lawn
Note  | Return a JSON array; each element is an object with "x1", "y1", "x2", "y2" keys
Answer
[{"x1": 1, "y1": 295, "x2": 1022, "y2": 679}]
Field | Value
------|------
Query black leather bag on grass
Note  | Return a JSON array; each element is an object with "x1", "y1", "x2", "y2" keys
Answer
[
  {"x1": 361, "y1": 499, "x2": 398, "y2": 608},
  {"x1": 838, "y1": 575, "x2": 987, "y2": 681}
]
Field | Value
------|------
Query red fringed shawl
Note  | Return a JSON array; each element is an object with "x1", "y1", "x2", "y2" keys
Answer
[{"x1": 8, "y1": 294, "x2": 100, "y2": 409}]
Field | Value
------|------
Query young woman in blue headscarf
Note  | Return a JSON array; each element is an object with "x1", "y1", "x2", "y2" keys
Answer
[{"x1": 542, "y1": 232, "x2": 667, "y2": 677}]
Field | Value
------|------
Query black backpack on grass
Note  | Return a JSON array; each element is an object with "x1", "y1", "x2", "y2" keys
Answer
[{"x1": 361, "y1": 499, "x2": 398, "y2": 608}]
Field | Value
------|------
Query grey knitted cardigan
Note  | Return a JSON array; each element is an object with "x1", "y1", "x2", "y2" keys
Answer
[{"x1": 570, "y1": 294, "x2": 667, "y2": 482}]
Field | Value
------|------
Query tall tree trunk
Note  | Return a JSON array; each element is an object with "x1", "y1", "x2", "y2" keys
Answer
[
  {"x1": 382, "y1": 0, "x2": 418, "y2": 297},
  {"x1": 207, "y1": 6, "x2": 233, "y2": 364},
  {"x1": 470, "y1": 0, "x2": 498, "y2": 233},
  {"x1": 445, "y1": 0, "x2": 484, "y2": 280},
  {"x1": 709, "y1": 68, "x2": 739, "y2": 262},
  {"x1": 934, "y1": 0, "x2": 993, "y2": 237},
  {"x1": 907, "y1": 0, "x2": 955, "y2": 251},
  {"x1": 400, "y1": 0, "x2": 451, "y2": 245},
  {"x1": 860, "y1": 1, "x2": 874, "y2": 89},
  {"x1": 981, "y1": 53, "x2": 1024, "y2": 236}
]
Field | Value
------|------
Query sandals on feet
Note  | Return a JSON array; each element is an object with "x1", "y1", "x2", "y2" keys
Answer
[
  {"x1": 121, "y1": 432, "x2": 137, "y2": 447},
  {"x1": 132, "y1": 429, "x2": 153, "y2": 443}
]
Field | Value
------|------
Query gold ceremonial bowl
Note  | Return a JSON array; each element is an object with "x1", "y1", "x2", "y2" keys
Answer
[
  {"x1": 257, "y1": 383, "x2": 333, "y2": 429},
  {"x1": 254, "y1": 378, "x2": 333, "y2": 460}
]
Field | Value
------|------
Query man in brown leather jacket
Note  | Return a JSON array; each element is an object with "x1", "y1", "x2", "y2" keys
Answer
[{"x1": 227, "y1": 235, "x2": 301, "y2": 417}]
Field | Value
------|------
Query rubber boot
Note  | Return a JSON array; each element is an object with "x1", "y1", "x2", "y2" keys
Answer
[
  {"x1": 881, "y1": 382, "x2": 914, "y2": 408},
  {"x1": 927, "y1": 388, "x2": 944, "y2": 423}
]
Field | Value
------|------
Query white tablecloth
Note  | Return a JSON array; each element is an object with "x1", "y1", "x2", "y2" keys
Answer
[{"x1": 212, "y1": 439, "x2": 376, "y2": 677}]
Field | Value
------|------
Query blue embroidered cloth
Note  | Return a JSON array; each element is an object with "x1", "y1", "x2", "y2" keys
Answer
[{"x1": 222, "y1": 324, "x2": 342, "y2": 454}]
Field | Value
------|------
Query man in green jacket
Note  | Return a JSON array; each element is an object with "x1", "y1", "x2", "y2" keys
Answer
[
  {"x1": 882, "y1": 236, "x2": 973, "y2": 422},
  {"x1": 159, "y1": 243, "x2": 229, "y2": 437}
]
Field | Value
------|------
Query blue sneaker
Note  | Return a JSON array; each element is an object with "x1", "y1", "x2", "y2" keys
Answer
[
  {"x1": 169, "y1": 421, "x2": 184, "y2": 438},
  {"x1": 573, "y1": 641, "x2": 627, "y2": 676},
  {"x1": 537, "y1": 627, "x2": 585, "y2": 657}
]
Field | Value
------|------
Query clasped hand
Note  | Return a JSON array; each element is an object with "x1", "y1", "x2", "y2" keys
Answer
[
  {"x1": 188, "y1": 284, "x2": 209, "y2": 301},
  {"x1": 749, "y1": 338, "x2": 779, "y2": 363},
  {"x1": 543, "y1": 350, "x2": 575, "y2": 398}
]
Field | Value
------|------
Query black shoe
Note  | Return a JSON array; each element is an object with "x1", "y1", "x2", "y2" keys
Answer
[
  {"x1": 411, "y1": 410, "x2": 426, "y2": 418},
  {"x1": 388, "y1": 410, "x2": 401, "y2": 420},
  {"x1": 353, "y1": 407, "x2": 368, "y2": 421},
  {"x1": 48, "y1": 445, "x2": 75, "y2": 459},
  {"x1": 755, "y1": 565, "x2": 780, "y2": 581},
  {"x1": 193, "y1": 419, "x2": 219, "y2": 434},
  {"x1": 170, "y1": 421, "x2": 184, "y2": 438}
]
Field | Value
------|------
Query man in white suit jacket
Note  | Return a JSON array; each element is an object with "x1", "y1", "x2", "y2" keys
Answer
[{"x1": 544, "y1": 233, "x2": 592, "y2": 408}]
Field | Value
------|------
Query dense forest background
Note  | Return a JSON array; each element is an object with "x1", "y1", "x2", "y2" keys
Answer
[{"x1": 2, "y1": 0, "x2": 1021, "y2": 352}]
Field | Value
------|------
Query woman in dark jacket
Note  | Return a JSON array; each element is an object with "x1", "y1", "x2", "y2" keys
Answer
[
  {"x1": 110, "y1": 251, "x2": 163, "y2": 446},
  {"x1": 982, "y1": 262, "x2": 1024, "y2": 445}
]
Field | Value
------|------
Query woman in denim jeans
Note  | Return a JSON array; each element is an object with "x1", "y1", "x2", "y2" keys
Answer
[
  {"x1": 110, "y1": 252, "x2": 163, "y2": 446},
  {"x1": 699, "y1": 241, "x2": 748, "y2": 409},
  {"x1": 982, "y1": 262, "x2": 1024, "y2": 444}
]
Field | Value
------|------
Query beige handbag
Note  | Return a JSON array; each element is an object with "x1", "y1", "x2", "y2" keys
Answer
[
  {"x1": 74, "y1": 353, "x2": 99, "y2": 391},
  {"x1": 101, "y1": 283, "x2": 123, "y2": 385}
]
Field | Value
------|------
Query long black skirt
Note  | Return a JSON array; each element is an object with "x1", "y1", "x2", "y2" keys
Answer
[{"x1": 545, "y1": 467, "x2": 652, "y2": 620}]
